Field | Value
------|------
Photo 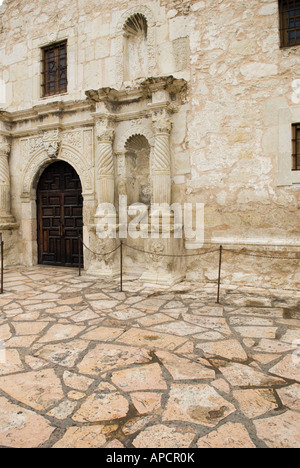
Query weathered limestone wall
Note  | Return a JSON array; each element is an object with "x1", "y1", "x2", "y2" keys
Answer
[{"x1": 0, "y1": 0, "x2": 299, "y2": 288}]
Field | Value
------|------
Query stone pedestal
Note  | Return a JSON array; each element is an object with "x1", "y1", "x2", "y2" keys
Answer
[
  {"x1": 139, "y1": 216, "x2": 186, "y2": 287},
  {"x1": 85, "y1": 236, "x2": 120, "y2": 279}
]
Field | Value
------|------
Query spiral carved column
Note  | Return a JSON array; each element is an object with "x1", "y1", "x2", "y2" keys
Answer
[
  {"x1": 152, "y1": 111, "x2": 172, "y2": 206},
  {"x1": 95, "y1": 118, "x2": 115, "y2": 206},
  {"x1": 0, "y1": 135, "x2": 14, "y2": 223}
]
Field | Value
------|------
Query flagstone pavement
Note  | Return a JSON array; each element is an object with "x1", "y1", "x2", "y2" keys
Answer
[{"x1": 0, "y1": 266, "x2": 299, "y2": 448}]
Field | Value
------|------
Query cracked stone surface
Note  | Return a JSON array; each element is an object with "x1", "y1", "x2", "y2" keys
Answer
[{"x1": 0, "y1": 266, "x2": 299, "y2": 448}]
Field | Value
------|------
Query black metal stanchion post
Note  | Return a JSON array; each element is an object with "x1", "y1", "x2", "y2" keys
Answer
[
  {"x1": 120, "y1": 241, "x2": 123, "y2": 293},
  {"x1": 217, "y1": 245, "x2": 223, "y2": 304},
  {"x1": 78, "y1": 236, "x2": 81, "y2": 277}
]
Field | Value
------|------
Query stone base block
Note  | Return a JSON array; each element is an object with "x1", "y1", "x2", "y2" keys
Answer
[
  {"x1": 140, "y1": 270, "x2": 185, "y2": 287},
  {"x1": 85, "y1": 261, "x2": 120, "y2": 279}
]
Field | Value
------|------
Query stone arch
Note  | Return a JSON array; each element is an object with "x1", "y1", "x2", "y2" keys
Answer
[
  {"x1": 21, "y1": 145, "x2": 93, "y2": 199},
  {"x1": 115, "y1": 5, "x2": 156, "y2": 86},
  {"x1": 124, "y1": 133, "x2": 152, "y2": 205},
  {"x1": 115, "y1": 120, "x2": 154, "y2": 154},
  {"x1": 123, "y1": 13, "x2": 148, "y2": 81}
]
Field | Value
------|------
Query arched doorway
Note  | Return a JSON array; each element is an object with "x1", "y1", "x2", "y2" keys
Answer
[{"x1": 37, "y1": 161, "x2": 83, "y2": 267}]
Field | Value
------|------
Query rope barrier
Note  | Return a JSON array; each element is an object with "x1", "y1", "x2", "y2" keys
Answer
[
  {"x1": 78, "y1": 236, "x2": 299, "y2": 301},
  {"x1": 80, "y1": 237, "x2": 121, "y2": 257},
  {"x1": 122, "y1": 242, "x2": 220, "y2": 258}
]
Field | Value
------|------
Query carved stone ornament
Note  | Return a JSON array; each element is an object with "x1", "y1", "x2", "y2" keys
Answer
[
  {"x1": 152, "y1": 110, "x2": 172, "y2": 134},
  {"x1": 42, "y1": 130, "x2": 61, "y2": 159},
  {"x1": 0, "y1": 135, "x2": 10, "y2": 156},
  {"x1": 96, "y1": 118, "x2": 115, "y2": 142}
]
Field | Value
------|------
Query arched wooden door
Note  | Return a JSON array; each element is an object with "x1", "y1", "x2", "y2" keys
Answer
[{"x1": 37, "y1": 161, "x2": 83, "y2": 267}]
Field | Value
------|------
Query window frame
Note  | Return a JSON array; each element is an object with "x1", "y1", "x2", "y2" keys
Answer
[
  {"x1": 41, "y1": 40, "x2": 68, "y2": 98},
  {"x1": 279, "y1": 0, "x2": 300, "y2": 48}
]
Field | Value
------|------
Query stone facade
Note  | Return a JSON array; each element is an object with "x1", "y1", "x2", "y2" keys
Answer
[{"x1": 0, "y1": 0, "x2": 299, "y2": 288}]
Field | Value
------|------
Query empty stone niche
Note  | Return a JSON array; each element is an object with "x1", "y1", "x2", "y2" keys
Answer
[
  {"x1": 125, "y1": 134, "x2": 151, "y2": 206},
  {"x1": 123, "y1": 13, "x2": 148, "y2": 82}
]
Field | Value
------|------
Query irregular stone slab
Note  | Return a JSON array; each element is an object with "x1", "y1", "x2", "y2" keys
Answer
[
  {"x1": 137, "y1": 313, "x2": 173, "y2": 327},
  {"x1": 0, "y1": 396, "x2": 54, "y2": 448},
  {"x1": 73, "y1": 391, "x2": 129, "y2": 423},
  {"x1": 155, "y1": 350, "x2": 215, "y2": 380},
  {"x1": 63, "y1": 371, "x2": 93, "y2": 392},
  {"x1": 117, "y1": 328, "x2": 186, "y2": 351},
  {"x1": 137, "y1": 298, "x2": 167, "y2": 311},
  {"x1": 269, "y1": 355, "x2": 300, "y2": 383},
  {"x1": 163, "y1": 383, "x2": 235, "y2": 427},
  {"x1": 38, "y1": 324, "x2": 85, "y2": 343},
  {"x1": 34, "y1": 339, "x2": 89, "y2": 367},
  {"x1": 89, "y1": 300, "x2": 119, "y2": 310},
  {"x1": 152, "y1": 320, "x2": 206, "y2": 336},
  {"x1": 53, "y1": 425, "x2": 118, "y2": 448},
  {"x1": 0, "y1": 349, "x2": 24, "y2": 375},
  {"x1": 111, "y1": 363, "x2": 167, "y2": 392},
  {"x1": 194, "y1": 330, "x2": 226, "y2": 341},
  {"x1": 252, "y1": 354, "x2": 281, "y2": 365},
  {"x1": 233, "y1": 389, "x2": 278, "y2": 418},
  {"x1": 122, "y1": 415, "x2": 157, "y2": 436},
  {"x1": 0, "y1": 324, "x2": 11, "y2": 340},
  {"x1": 132, "y1": 424, "x2": 196, "y2": 448},
  {"x1": 229, "y1": 316, "x2": 274, "y2": 327},
  {"x1": 280, "y1": 329, "x2": 300, "y2": 345},
  {"x1": 234, "y1": 326, "x2": 277, "y2": 339},
  {"x1": 13, "y1": 321, "x2": 49, "y2": 336},
  {"x1": 252, "y1": 339, "x2": 297, "y2": 354},
  {"x1": 197, "y1": 422, "x2": 256, "y2": 448},
  {"x1": 131, "y1": 392, "x2": 162, "y2": 414},
  {"x1": 71, "y1": 309, "x2": 99, "y2": 322},
  {"x1": 109, "y1": 309, "x2": 145, "y2": 321},
  {"x1": 211, "y1": 378, "x2": 231, "y2": 395},
  {"x1": 0, "y1": 369, "x2": 64, "y2": 411},
  {"x1": 254, "y1": 411, "x2": 300, "y2": 448},
  {"x1": 196, "y1": 339, "x2": 248, "y2": 362},
  {"x1": 80, "y1": 326, "x2": 125, "y2": 342},
  {"x1": 7, "y1": 335, "x2": 37, "y2": 348},
  {"x1": 47, "y1": 400, "x2": 77, "y2": 420},
  {"x1": 183, "y1": 315, "x2": 231, "y2": 335},
  {"x1": 77, "y1": 343, "x2": 152, "y2": 375},
  {"x1": 277, "y1": 384, "x2": 300, "y2": 412},
  {"x1": 190, "y1": 305, "x2": 224, "y2": 316},
  {"x1": 218, "y1": 362, "x2": 285, "y2": 387}
]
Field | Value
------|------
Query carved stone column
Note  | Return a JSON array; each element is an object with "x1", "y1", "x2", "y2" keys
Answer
[
  {"x1": 0, "y1": 134, "x2": 14, "y2": 223},
  {"x1": 152, "y1": 109, "x2": 172, "y2": 206},
  {"x1": 95, "y1": 118, "x2": 115, "y2": 206}
]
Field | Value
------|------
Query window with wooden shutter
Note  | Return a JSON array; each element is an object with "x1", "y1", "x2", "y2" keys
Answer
[
  {"x1": 279, "y1": 0, "x2": 300, "y2": 47},
  {"x1": 41, "y1": 41, "x2": 67, "y2": 97}
]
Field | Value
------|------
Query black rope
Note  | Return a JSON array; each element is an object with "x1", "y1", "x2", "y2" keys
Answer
[
  {"x1": 122, "y1": 242, "x2": 220, "y2": 258},
  {"x1": 80, "y1": 237, "x2": 121, "y2": 257}
]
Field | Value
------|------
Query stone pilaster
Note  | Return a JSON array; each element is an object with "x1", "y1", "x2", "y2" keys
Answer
[
  {"x1": 0, "y1": 134, "x2": 15, "y2": 224},
  {"x1": 151, "y1": 109, "x2": 172, "y2": 206},
  {"x1": 95, "y1": 118, "x2": 115, "y2": 206}
]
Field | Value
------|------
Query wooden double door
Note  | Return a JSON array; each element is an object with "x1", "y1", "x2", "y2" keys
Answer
[{"x1": 37, "y1": 161, "x2": 83, "y2": 267}]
